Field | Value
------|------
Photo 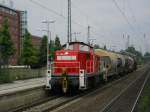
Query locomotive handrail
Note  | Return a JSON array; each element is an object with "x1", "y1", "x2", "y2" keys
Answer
[{"x1": 86, "y1": 60, "x2": 94, "y2": 74}]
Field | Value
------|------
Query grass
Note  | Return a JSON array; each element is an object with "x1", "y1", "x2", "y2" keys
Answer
[{"x1": 137, "y1": 78, "x2": 150, "y2": 112}]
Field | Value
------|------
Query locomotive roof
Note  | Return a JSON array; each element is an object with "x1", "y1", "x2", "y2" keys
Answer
[{"x1": 62, "y1": 42, "x2": 93, "y2": 48}]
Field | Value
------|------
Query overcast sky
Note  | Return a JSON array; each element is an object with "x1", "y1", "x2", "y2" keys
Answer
[{"x1": 1, "y1": 0, "x2": 150, "y2": 54}]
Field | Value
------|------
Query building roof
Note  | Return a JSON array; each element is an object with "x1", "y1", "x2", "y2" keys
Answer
[{"x1": 0, "y1": 4, "x2": 17, "y2": 12}]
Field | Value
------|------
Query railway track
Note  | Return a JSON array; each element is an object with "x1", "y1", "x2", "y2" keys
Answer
[
  {"x1": 9, "y1": 65, "x2": 148, "y2": 112},
  {"x1": 19, "y1": 68, "x2": 143, "y2": 112},
  {"x1": 12, "y1": 74, "x2": 124, "y2": 112},
  {"x1": 47, "y1": 65, "x2": 149, "y2": 112},
  {"x1": 100, "y1": 66, "x2": 150, "y2": 112},
  {"x1": 11, "y1": 95, "x2": 58, "y2": 112}
]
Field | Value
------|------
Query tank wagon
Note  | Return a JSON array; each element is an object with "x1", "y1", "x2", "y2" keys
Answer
[{"x1": 46, "y1": 42, "x2": 136, "y2": 93}]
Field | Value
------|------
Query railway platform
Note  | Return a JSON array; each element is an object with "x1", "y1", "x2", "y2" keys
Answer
[{"x1": 0, "y1": 77, "x2": 45, "y2": 95}]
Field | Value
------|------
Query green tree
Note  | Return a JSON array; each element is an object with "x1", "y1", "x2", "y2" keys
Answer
[
  {"x1": 38, "y1": 35, "x2": 47, "y2": 66},
  {"x1": 103, "y1": 45, "x2": 107, "y2": 50},
  {"x1": 144, "y1": 52, "x2": 150, "y2": 57},
  {"x1": 144, "y1": 52, "x2": 150, "y2": 63},
  {"x1": 54, "y1": 35, "x2": 61, "y2": 50},
  {"x1": 126, "y1": 46, "x2": 143, "y2": 57},
  {"x1": 0, "y1": 18, "x2": 15, "y2": 65},
  {"x1": 0, "y1": 18, "x2": 15, "y2": 83},
  {"x1": 49, "y1": 40, "x2": 55, "y2": 61},
  {"x1": 126, "y1": 46, "x2": 143, "y2": 64},
  {"x1": 22, "y1": 30, "x2": 38, "y2": 65},
  {"x1": 94, "y1": 44, "x2": 100, "y2": 49}
]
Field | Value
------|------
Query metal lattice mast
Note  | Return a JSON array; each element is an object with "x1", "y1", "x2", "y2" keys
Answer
[{"x1": 87, "y1": 25, "x2": 90, "y2": 44}]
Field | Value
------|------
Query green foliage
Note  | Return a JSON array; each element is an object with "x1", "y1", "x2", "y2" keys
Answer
[
  {"x1": 94, "y1": 44, "x2": 100, "y2": 49},
  {"x1": 0, "y1": 18, "x2": 15, "y2": 83},
  {"x1": 138, "y1": 82, "x2": 150, "y2": 112},
  {"x1": 126, "y1": 46, "x2": 143, "y2": 64},
  {"x1": 144, "y1": 52, "x2": 150, "y2": 63},
  {"x1": 0, "y1": 68, "x2": 45, "y2": 84},
  {"x1": 22, "y1": 30, "x2": 38, "y2": 65},
  {"x1": 37, "y1": 35, "x2": 61, "y2": 66},
  {"x1": 54, "y1": 35, "x2": 61, "y2": 50},
  {"x1": 144, "y1": 52, "x2": 150, "y2": 57},
  {"x1": 49, "y1": 40, "x2": 55, "y2": 61},
  {"x1": 94, "y1": 44, "x2": 107, "y2": 50},
  {"x1": 0, "y1": 18, "x2": 15, "y2": 64},
  {"x1": 0, "y1": 68, "x2": 14, "y2": 83},
  {"x1": 103, "y1": 45, "x2": 107, "y2": 50},
  {"x1": 38, "y1": 35, "x2": 47, "y2": 66}
]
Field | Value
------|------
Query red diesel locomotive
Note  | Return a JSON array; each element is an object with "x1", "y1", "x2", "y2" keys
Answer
[
  {"x1": 45, "y1": 42, "x2": 137, "y2": 93},
  {"x1": 46, "y1": 42, "x2": 101, "y2": 93}
]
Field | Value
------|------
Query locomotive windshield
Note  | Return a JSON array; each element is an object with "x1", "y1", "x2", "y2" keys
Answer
[{"x1": 62, "y1": 42, "x2": 92, "y2": 52}]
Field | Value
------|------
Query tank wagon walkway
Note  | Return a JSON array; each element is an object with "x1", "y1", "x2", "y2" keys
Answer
[{"x1": 0, "y1": 78, "x2": 45, "y2": 95}]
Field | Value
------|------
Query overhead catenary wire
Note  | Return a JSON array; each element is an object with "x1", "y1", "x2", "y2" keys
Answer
[
  {"x1": 112, "y1": 0, "x2": 145, "y2": 51},
  {"x1": 71, "y1": 1, "x2": 109, "y2": 40},
  {"x1": 112, "y1": 0, "x2": 135, "y2": 32},
  {"x1": 126, "y1": 0, "x2": 144, "y2": 35},
  {"x1": 29, "y1": 0, "x2": 86, "y2": 28},
  {"x1": 71, "y1": 1, "x2": 111, "y2": 36},
  {"x1": 29, "y1": 0, "x2": 104, "y2": 40}
]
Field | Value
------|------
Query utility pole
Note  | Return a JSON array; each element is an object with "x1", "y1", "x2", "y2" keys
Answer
[
  {"x1": 143, "y1": 33, "x2": 148, "y2": 53},
  {"x1": 42, "y1": 20, "x2": 55, "y2": 70},
  {"x1": 87, "y1": 25, "x2": 90, "y2": 44},
  {"x1": 68, "y1": 0, "x2": 72, "y2": 43},
  {"x1": 126, "y1": 35, "x2": 130, "y2": 49}
]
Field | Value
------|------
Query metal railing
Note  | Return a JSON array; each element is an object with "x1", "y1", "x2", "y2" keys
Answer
[{"x1": 86, "y1": 60, "x2": 94, "y2": 74}]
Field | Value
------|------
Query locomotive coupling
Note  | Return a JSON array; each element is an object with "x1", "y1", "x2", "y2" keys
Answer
[
  {"x1": 62, "y1": 77, "x2": 68, "y2": 93},
  {"x1": 62, "y1": 68, "x2": 68, "y2": 93}
]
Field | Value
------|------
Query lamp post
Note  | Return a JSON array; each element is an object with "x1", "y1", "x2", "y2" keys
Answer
[{"x1": 42, "y1": 20, "x2": 55, "y2": 70}]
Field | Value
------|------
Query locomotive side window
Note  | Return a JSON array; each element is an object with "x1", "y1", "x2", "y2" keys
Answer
[
  {"x1": 57, "y1": 56, "x2": 76, "y2": 60},
  {"x1": 80, "y1": 45, "x2": 89, "y2": 51}
]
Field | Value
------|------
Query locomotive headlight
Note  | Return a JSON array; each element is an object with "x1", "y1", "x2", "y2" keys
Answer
[
  {"x1": 47, "y1": 70, "x2": 51, "y2": 77},
  {"x1": 65, "y1": 52, "x2": 68, "y2": 55}
]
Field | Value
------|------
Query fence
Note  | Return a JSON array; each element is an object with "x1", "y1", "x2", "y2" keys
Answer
[{"x1": 0, "y1": 56, "x2": 46, "y2": 84}]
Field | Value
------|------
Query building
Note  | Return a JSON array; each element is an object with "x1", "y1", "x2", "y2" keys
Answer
[
  {"x1": 0, "y1": 4, "x2": 42, "y2": 65},
  {"x1": 32, "y1": 35, "x2": 42, "y2": 50},
  {"x1": 0, "y1": 4, "x2": 21, "y2": 65}
]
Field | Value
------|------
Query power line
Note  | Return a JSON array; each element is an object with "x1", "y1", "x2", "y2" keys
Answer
[
  {"x1": 29, "y1": 0, "x2": 103, "y2": 42},
  {"x1": 71, "y1": 1, "x2": 108, "y2": 34},
  {"x1": 29, "y1": 0, "x2": 87, "y2": 29},
  {"x1": 112, "y1": 0, "x2": 135, "y2": 32},
  {"x1": 126, "y1": 0, "x2": 144, "y2": 35},
  {"x1": 126, "y1": 0, "x2": 136, "y2": 23},
  {"x1": 30, "y1": 0, "x2": 65, "y2": 19}
]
